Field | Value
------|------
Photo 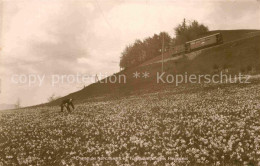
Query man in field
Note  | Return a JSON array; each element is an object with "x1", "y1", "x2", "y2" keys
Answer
[{"x1": 60, "y1": 98, "x2": 75, "y2": 112}]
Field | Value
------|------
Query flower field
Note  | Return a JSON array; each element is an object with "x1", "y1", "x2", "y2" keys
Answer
[{"x1": 0, "y1": 83, "x2": 260, "y2": 166}]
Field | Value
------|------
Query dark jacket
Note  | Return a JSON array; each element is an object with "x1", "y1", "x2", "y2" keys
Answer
[{"x1": 60, "y1": 99, "x2": 74, "y2": 111}]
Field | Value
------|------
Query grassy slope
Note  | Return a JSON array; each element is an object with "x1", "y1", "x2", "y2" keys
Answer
[
  {"x1": 48, "y1": 30, "x2": 260, "y2": 106},
  {"x1": 1, "y1": 81, "x2": 260, "y2": 165}
]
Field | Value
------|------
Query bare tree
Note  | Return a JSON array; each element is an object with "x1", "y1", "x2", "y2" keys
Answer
[
  {"x1": 15, "y1": 98, "x2": 21, "y2": 109},
  {"x1": 48, "y1": 94, "x2": 60, "y2": 102}
]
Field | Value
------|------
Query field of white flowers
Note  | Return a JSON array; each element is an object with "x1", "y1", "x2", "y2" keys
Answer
[{"x1": 0, "y1": 82, "x2": 260, "y2": 166}]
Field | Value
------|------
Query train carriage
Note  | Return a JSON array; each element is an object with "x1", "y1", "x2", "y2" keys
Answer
[
  {"x1": 171, "y1": 33, "x2": 223, "y2": 56},
  {"x1": 186, "y1": 33, "x2": 223, "y2": 51}
]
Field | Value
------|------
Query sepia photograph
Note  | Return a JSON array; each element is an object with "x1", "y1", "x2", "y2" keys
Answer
[{"x1": 0, "y1": 0, "x2": 260, "y2": 165}]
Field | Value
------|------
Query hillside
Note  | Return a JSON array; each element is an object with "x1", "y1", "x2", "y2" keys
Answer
[
  {"x1": 2, "y1": 81, "x2": 260, "y2": 165},
  {"x1": 48, "y1": 30, "x2": 260, "y2": 106}
]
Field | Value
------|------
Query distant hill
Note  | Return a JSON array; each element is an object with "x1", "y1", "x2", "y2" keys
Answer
[
  {"x1": 46, "y1": 29, "x2": 260, "y2": 106},
  {"x1": 0, "y1": 104, "x2": 16, "y2": 111}
]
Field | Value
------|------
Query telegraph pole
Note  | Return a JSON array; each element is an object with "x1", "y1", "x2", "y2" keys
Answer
[
  {"x1": 161, "y1": 33, "x2": 165, "y2": 73},
  {"x1": 95, "y1": 74, "x2": 99, "y2": 83}
]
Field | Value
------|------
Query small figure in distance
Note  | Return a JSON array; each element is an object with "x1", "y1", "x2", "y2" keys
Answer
[{"x1": 60, "y1": 98, "x2": 75, "y2": 113}]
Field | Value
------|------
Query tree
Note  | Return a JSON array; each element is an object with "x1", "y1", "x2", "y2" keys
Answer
[
  {"x1": 48, "y1": 94, "x2": 60, "y2": 102},
  {"x1": 174, "y1": 18, "x2": 188, "y2": 44},
  {"x1": 15, "y1": 98, "x2": 21, "y2": 109},
  {"x1": 174, "y1": 19, "x2": 209, "y2": 44},
  {"x1": 119, "y1": 32, "x2": 172, "y2": 69}
]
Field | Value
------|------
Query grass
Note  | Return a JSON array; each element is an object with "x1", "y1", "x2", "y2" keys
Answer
[{"x1": 1, "y1": 81, "x2": 260, "y2": 165}]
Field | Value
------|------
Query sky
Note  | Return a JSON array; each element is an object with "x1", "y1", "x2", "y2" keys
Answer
[{"x1": 0, "y1": 0, "x2": 259, "y2": 106}]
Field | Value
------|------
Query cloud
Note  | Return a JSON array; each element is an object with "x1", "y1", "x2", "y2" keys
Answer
[
  {"x1": 0, "y1": 0, "x2": 99, "y2": 105},
  {"x1": 1, "y1": 1, "x2": 99, "y2": 74},
  {"x1": 206, "y1": 0, "x2": 260, "y2": 30}
]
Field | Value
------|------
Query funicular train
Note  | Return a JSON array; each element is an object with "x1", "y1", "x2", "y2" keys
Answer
[{"x1": 171, "y1": 33, "x2": 223, "y2": 56}]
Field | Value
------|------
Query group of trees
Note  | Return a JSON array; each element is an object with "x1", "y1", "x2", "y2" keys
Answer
[
  {"x1": 174, "y1": 19, "x2": 209, "y2": 45},
  {"x1": 120, "y1": 19, "x2": 209, "y2": 70},
  {"x1": 120, "y1": 32, "x2": 171, "y2": 69}
]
